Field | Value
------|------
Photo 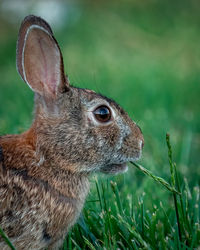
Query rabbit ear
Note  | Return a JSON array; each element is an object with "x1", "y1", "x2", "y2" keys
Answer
[{"x1": 16, "y1": 15, "x2": 69, "y2": 98}]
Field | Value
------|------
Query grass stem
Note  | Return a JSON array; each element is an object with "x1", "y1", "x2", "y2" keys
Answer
[
  {"x1": 0, "y1": 227, "x2": 16, "y2": 250},
  {"x1": 166, "y1": 133, "x2": 182, "y2": 243},
  {"x1": 130, "y1": 162, "x2": 180, "y2": 195}
]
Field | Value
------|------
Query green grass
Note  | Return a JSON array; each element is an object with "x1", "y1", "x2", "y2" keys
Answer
[{"x1": 0, "y1": 0, "x2": 199, "y2": 249}]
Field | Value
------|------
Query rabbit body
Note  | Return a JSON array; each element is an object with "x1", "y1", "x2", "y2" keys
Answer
[
  {"x1": 0, "y1": 15, "x2": 144, "y2": 249},
  {"x1": 0, "y1": 130, "x2": 89, "y2": 249}
]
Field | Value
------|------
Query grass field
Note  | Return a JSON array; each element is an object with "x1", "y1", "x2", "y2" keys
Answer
[{"x1": 0, "y1": 1, "x2": 200, "y2": 249}]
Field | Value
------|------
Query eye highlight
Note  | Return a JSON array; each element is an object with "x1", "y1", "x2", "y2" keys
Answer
[{"x1": 93, "y1": 105, "x2": 112, "y2": 123}]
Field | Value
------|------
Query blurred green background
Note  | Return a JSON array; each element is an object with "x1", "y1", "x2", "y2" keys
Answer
[{"x1": 0, "y1": 0, "x2": 199, "y2": 196}]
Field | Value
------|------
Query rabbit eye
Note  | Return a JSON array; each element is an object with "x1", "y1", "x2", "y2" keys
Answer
[{"x1": 93, "y1": 105, "x2": 112, "y2": 123}]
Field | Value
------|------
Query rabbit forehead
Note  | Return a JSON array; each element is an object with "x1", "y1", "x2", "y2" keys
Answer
[
  {"x1": 82, "y1": 97, "x2": 116, "y2": 117},
  {"x1": 77, "y1": 89, "x2": 125, "y2": 115}
]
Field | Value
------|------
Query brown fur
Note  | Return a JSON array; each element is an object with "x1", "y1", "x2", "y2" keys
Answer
[
  {"x1": 0, "y1": 126, "x2": 89, "y2": 249},
  {"x1": 0, "y1": 15, "x2": 144, "y2": 249}
]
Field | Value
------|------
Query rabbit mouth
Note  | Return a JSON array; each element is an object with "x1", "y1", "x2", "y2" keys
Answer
[{"x1": 100, "y1": 163, "x2": 128, "y2": 174}]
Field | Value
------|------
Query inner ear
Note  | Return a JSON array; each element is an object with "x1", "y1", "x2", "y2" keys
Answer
[
  {"x1": 23, "y1": 26, "x2": 64, "y2": 97},
  {"x1": 17, "y1": 16, "x2": 70, "y2": 98}
]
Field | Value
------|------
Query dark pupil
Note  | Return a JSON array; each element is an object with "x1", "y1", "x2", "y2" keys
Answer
[{"x1": 94, "y1": 106, "x2": 111, "y2": 122}]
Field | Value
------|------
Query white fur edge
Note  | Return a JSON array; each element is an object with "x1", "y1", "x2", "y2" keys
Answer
[{"x1": 21, "y1": 24, "x2": 55, "y2": 92}]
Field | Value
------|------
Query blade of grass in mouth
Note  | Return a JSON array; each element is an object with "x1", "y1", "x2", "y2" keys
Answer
[{"x1": 130, "y1": 162, "x2": 180, "y2": 195}]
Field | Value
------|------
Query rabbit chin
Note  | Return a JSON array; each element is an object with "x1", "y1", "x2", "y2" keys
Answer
[{"x1": 100, "y1": 163, "x2": 128, "y2": 175}]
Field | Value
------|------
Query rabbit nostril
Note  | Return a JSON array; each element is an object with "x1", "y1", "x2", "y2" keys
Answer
[
  {"x1": 141, "y1": 139, "x2": 144, "y2": 149},
  {"x1": 135, "y1": 125, "x2": 144, "y2": 149}
]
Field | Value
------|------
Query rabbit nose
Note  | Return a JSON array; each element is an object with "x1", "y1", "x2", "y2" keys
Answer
[
  {"x1": 135, "y1": 124, "x2": 144, "y2": 149},
  {"x1": 141, "y1": 138, "x2": 144, "y2": 149}
]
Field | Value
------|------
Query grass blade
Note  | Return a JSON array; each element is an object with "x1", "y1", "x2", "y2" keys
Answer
[
  {"x1": 0, "y1": 227, "x2": 16, "y2": 250},
  {"x1": 130, "y1": 162, "x2": 180, "y2": 195},
  {"x1": 110, "y1": 181, "x2": 124, "y2": 215},
  {"x1": 166, "y1": 133, "x2": 182, "y2": 243}
]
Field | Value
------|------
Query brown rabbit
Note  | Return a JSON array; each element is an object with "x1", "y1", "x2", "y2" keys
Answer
[{"x1": 0, "y1": 15, "x2": 144, "y2": 249}]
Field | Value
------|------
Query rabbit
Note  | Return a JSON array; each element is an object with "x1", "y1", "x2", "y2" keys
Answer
[{"x1": 0, "y1": 15, "x2": 144, "y2": 250}]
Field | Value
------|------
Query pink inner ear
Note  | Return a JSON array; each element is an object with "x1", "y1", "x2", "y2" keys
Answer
[{"x1": 23, "y1": 27, "x2": 62, "y2": 97}]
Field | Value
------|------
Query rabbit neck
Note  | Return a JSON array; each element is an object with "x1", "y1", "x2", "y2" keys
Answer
[
  {"x1": 0, "y1": 127, "x2": 90, "y2": 244},
  {"x1": 0, "y1": 126, "x2": 90, "y2": 204}
]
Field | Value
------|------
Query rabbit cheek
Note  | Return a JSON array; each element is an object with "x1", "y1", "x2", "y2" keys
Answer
[
  {"x1": 108, "y1": 127, "x2": 120, "y2": 148},
  {"x1": 96, "y1": 125, "x2": 120, "y2": 148}
]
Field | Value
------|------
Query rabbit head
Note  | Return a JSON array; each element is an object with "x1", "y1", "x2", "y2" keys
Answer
[{"x1": 16, "y1": 15, "x2": 144, "y2": 174}]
